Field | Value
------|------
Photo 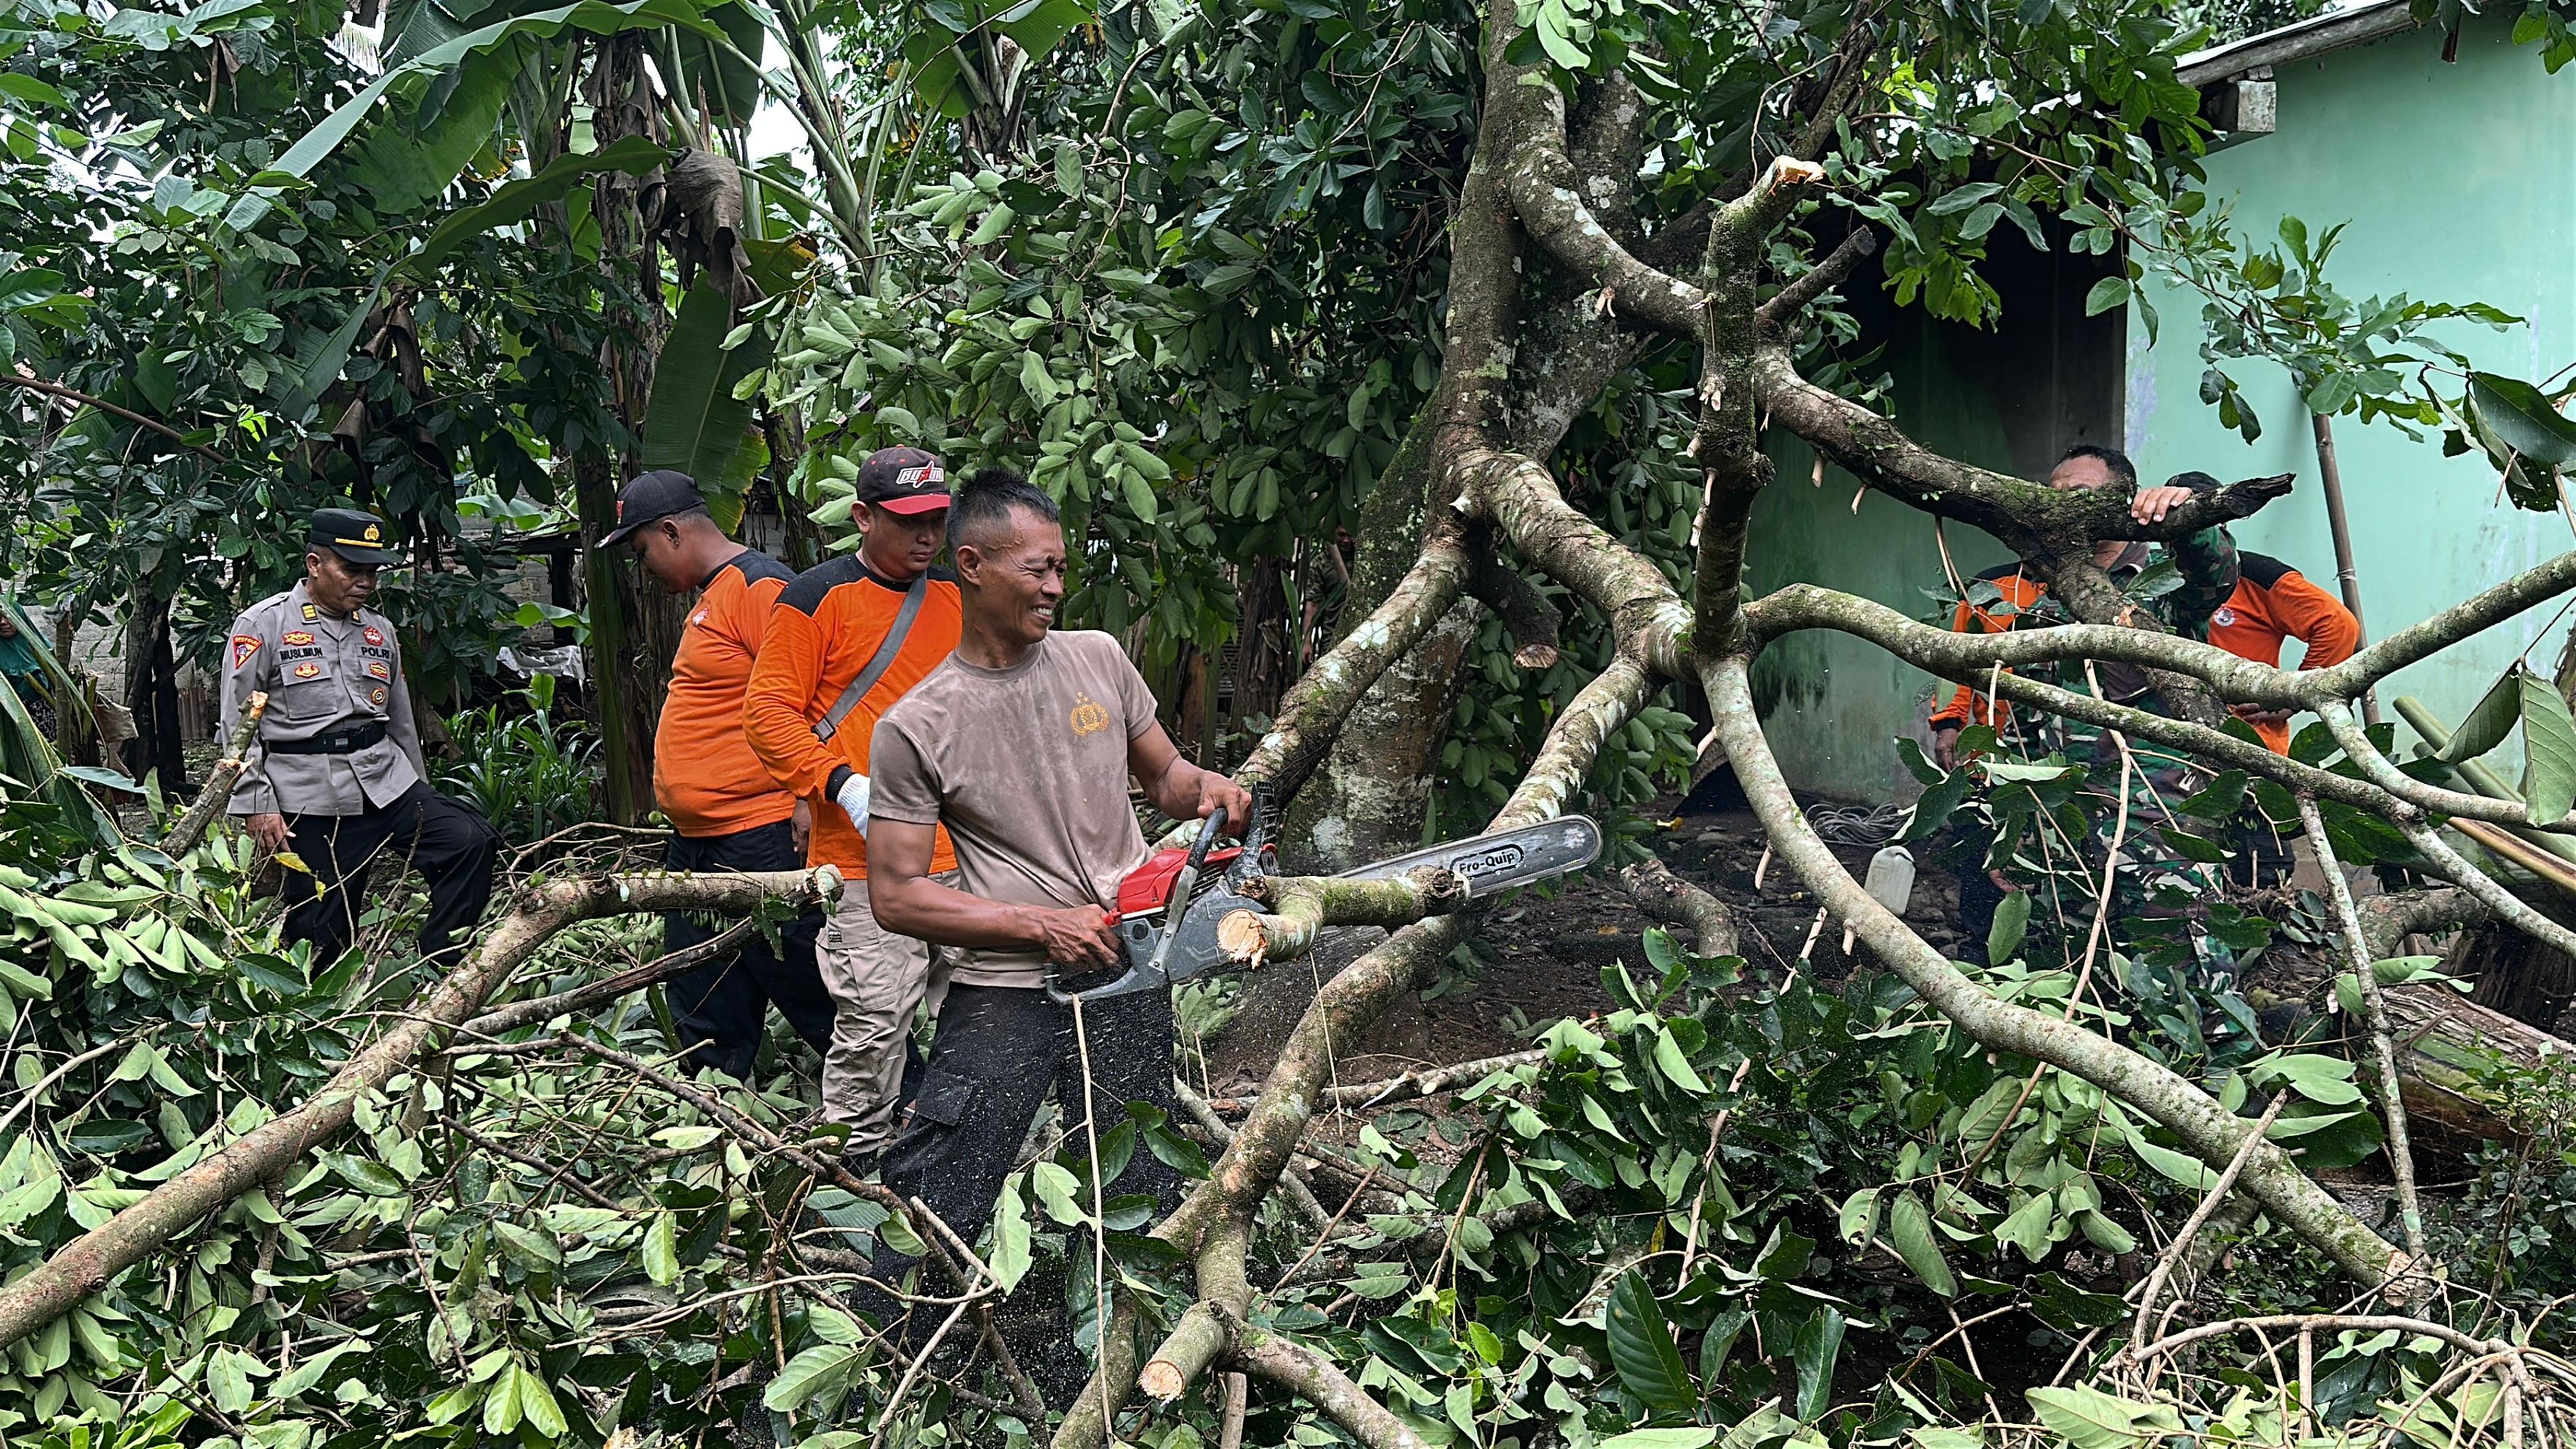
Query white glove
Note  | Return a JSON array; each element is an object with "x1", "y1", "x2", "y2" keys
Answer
[{"x1": 834, "y1": 772, "x2": 872, "y2": 838}]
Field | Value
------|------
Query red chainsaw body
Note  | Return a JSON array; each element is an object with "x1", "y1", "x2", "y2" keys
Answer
[{"x1": 1112, "y1": 843, "x2": 1267, "y2": 923}]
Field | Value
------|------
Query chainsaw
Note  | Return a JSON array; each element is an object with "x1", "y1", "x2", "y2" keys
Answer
[{"x1": 1046, "y1": 785, "x2": 1603, "y2": 1004}]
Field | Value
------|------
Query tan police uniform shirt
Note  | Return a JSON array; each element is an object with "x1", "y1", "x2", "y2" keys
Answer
[
  {"x1": 868, "y1": 630, "x2": 1160, "y2": 989},
  {"x1": 221, "y1": 581, "x2": 426, "y2": 818}
]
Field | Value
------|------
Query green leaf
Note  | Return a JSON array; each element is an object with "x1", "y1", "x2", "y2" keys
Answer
[
  {"x1": 642, "y1": 1213, "x2": 679, "y2": 1285},
  {"x1": 1599, "y1": 1432, "x2": 1718, "y2": 1449},
  {"x1": 2442, "y1": 665, "x2": 2526, "y2": 763},
  {"x1": 764, "y1": 1344, "x2": 864, "y2": 1411},
  {"x1": 1986, "y1": 888, "x2": 2030, "y2": 965},
  {"x1": 2083, "y1": 276, "x2": 2131, "y2": 317},
  {"x1": 206, "y1": 1346, "x2": 260, "y2": 1414},
  {"x1": 1995, "y1": 1191, "x2": 2056, "y2": 1262},
  {"x1": 641, "y1": 282, "x2": 774, "y2": 502},
  {"x1": 235, "y1": 0, "x2": 729, "y2": 231},
  {"x1": 1532, "y1": 4, "x2": 1589, "y2": 70},
  {"x1": 1791, "y1": 1308, "x2": 1846, "y2": 1423},
  {"x1": 1887, "y1": 1190, "x2": 1956, "y2": 1297},
  {"x1": 405, "y1": 135, "x2": 670, "y2": 275},
  {"x1": 670, "y1": 0, "x2": 768, "y2": 123},
  {"x1": 482, "y1": 1361, "x2": 523, "y2": 1435},
  {"x1": 1838, "y1": 1186, "x2": 1882, "y2": 1248},
  {"x1": 1650, "y1": 1027, "x2": 1708, "y2": 1094},
  {"x1": 989, "y1": 1175, "x2": 1033, "y2": 1290},
  {"x1": 1604, "y1": 1270, "x2": 1695, "y2": 1411},
  {"x1": 515, "y1": 1363, "x2": 568, "y2": 1439},
  {"x1": 2468, "y1": 372, "x2": 2576, "y2": 466},
  {"x1": 2026, "y1": 1385, "x2": 2185, "y2": 1449},
  {"x1": 995, "y1": 0, "x2": 1095, "y2": 63},
  {"x1": 2523, "y1": 672, "x2": 2576, "y2": 824}
]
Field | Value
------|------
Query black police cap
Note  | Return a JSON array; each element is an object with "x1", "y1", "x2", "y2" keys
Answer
[{"x1": 309, "y1": 509, "x2": 398, "y2": 566}]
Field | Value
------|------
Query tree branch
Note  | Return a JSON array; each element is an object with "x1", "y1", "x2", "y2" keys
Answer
[
  {"x1": 1233, "y1": 536, "x2": 1471, "y2": 804},
  {"x1": 1229, "y1": 1319, "x2": 1431, "y2": 1449},
  {"x1": 1702, "y1": 656, "x2": 2407, "y2": 1288},
  {"x1": 1756, "y1": 226, "x2": 1879, "y2": 334},
  {"x1": 1751, "y1": 344, "x2": 2293, "y2": 550},
  {"x1": 1617, "y1": 857, "x2": 1738, "y2": 956},
  {"x1": 1217, "y1": 869, "x2": 1469, "y2": 966},
  {"x1": 1505, "y1": 140, "x2": 1709, "y2": 336},
  {"x1": 159, "y1": 694, "x2": 266, "y2": 856},
  {"x1": 1, "y1": 375, "x2": 225, "y2": 460},
  {"x1": 0, "y1": 866, "x2": 843, "y2": 1348},
  {"x1": 2299, "y1": 793, "x2": 2428, "y2": 1265}
]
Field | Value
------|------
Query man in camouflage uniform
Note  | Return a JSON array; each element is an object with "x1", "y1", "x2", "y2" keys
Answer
[
  {"x1": 1924, "y1": 448, "x2": 2242, "y2": 966},
  {"x1": 222, "y1": 509, "x2": 499, "y2": 971}
]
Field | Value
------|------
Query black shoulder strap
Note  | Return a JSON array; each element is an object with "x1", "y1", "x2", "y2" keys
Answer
[{"x1": 813, "y1": 573, "x2": 929, "y2": 743}]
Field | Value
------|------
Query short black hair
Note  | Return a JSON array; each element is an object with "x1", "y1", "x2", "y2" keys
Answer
[
  {"x1": 948, "y1": 466, "x2": 1058, "y2": 551},
  {"x1": 2165, "y1": 470, "x2": 2222, "y2": 493},
  {"x1": 2057, "y1": 443, "x2": 2138, "y2": 490}
]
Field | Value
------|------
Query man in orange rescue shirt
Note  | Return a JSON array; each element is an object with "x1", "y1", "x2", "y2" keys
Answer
[
  {"x1": 1929, "y1": 472, "x2": 2360, "y2": 757},
  {"x1": 604, "y1": 470, "x2": 834, "y2": 1079},
  {"x1": 744, "y1": 446, "x2": 962, "y2": 1162}
]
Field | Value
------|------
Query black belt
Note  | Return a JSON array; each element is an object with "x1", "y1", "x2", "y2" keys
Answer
[{"x1": 269, "y1": 722, "x2": 387, "y2": 756}]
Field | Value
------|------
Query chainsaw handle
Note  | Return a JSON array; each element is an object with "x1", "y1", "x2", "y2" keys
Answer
[
  {"x1": 1184, "y1": 804, "x2": 1229, "y2": 869},
  {"x1": 1049, "y1": 806, "x2": 1228, "y2": 1008}
]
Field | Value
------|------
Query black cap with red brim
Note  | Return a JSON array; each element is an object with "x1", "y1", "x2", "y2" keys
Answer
[{"x1": 857, "y1": 447, "x2": 952, "y2": 515}]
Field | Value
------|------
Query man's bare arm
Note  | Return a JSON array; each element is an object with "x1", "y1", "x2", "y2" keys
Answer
[
  {"x1": 865, "y1": 817, "x2": 1122, "y2": 966},
  {"x1": 1128, "y1": 722, "x2": 1254, "y2": 832}
]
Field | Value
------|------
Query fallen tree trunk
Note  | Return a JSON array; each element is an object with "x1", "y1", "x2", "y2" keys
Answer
[
  {"x1": 0, "y1": 864, "x2": 840, "y2": 1349},
  {"x1": 2376, "y1": 981, "x2": 2571, "y2": 1163}
]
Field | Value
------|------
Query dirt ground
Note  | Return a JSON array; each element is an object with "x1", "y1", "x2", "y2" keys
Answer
[{"x1": 1202, "y1": 777, "x2": 1977, "y2": 1096}]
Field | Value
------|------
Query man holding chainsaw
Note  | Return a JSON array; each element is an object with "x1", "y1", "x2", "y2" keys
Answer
[{"x1": 861, "y1": 465, "x2": 1251, "y2": 1325}]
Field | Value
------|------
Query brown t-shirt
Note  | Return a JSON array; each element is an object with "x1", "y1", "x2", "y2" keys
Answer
[{"x1": 869, "y1": 630, "x2": 1159, "y2": 988}]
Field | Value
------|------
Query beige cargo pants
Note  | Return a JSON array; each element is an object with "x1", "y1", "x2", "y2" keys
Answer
[{"x1": 817, "y1": 873, "x2": 953, "y2": 1153}]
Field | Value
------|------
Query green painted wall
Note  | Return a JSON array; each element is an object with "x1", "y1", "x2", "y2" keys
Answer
[
  {"x1": 1750, "y1": 315, "x2": 2019, "y2": 801},
  {"x1": 2130, "y1": 16, "x2": 2576, "y2": 761}
]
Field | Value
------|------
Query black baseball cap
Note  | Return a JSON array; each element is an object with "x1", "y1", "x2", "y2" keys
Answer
[
  {"x1": 856, "y1": 447, "x2": 951, "y2": 515},
  {"x1": 308, "y1": 508, "x2": 398, "y2": 566},
  {"x1": 599, "y1": 469, "x2": 705, "y2": 547}
]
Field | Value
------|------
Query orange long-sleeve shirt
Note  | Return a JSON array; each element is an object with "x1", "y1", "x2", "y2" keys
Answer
[
  {"x1": 743, "y1": 555, "x2": 961, "y2": 875},
  {"x1": 1927, "y1": 564, "x2": 2048, "y2": 737},
  {"x1": 655, "y1": 550, "x2": 798, "y2": 838},
  {"x1": 2206, "y1": 552, "x2": 2362, "y2": 753},
  {"x1": 1927, "y1": 553, "x2": 2360, "y2": 755}
]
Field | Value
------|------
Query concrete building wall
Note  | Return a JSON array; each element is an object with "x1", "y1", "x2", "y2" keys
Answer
[{"x1": 2129, "y1": 15, "x2": 2576, "y2": 762}]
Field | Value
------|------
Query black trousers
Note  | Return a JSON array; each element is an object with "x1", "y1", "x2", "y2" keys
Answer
[
  {"x1": 282, "y1": 781, "x2": 499, "y2": 970},
  {"x1": 661, "y1": 820, "x2": 830, "y2": 1079},
  {"x1": 857, "y1": 982, "x2": 1182, "y2": 1334}
]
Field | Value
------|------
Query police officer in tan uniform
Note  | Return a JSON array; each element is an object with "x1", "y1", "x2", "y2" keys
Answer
[{"x1": 221, "y1": 509, "x2": 498, "y2": 970}]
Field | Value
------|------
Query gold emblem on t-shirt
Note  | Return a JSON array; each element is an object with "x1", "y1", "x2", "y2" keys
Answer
[{"x1": 1069, "y1": 693, "x2": 1110, "y2": 738}]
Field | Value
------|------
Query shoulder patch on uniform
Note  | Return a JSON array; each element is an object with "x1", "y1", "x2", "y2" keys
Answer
[
  {"x1": 2236, "y1": 551, "x2": 2294, "y2": 590},
  {"x1": 779, "y1": 555, "x2": 865, "y2": 615},
  {"x1": 230, "y1": 635, "x2": 261, "y2": 670},
  {"x1": 733, "y1": 550, "x2": 796, "y2": 586}
]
